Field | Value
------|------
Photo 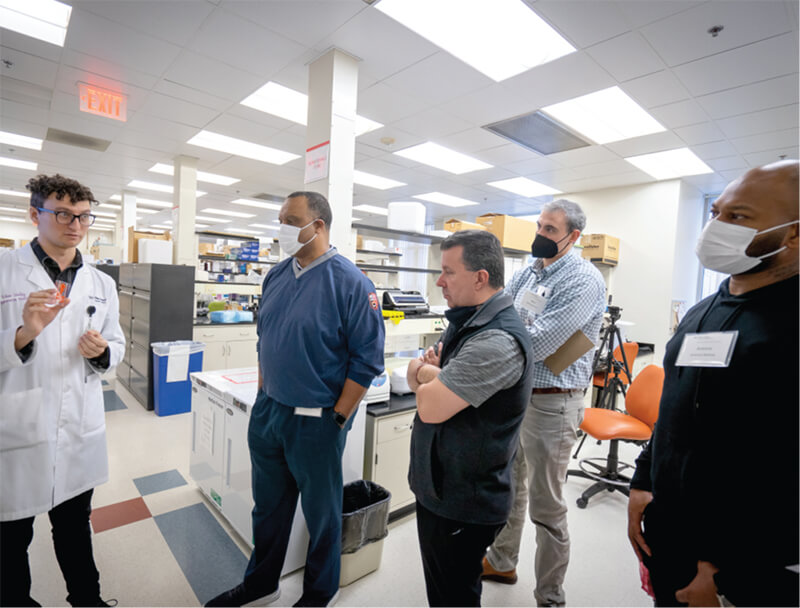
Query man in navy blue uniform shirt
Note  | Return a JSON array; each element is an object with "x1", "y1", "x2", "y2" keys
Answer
[{"x1": 207, "y1": 192, "x2": 385, "y2": 607}]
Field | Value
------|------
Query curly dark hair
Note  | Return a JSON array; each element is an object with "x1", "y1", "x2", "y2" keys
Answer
[{"x1": 26, "y1": 174, "x2": 98, "y2": 208}]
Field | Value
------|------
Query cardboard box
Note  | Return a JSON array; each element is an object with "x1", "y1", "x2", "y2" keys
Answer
[
  {"x1": 580, "y1": 233, "x2": 620, "y2": 264},
  {"x1": 475, "y1": 214, "x2": 537, "y2": 251},
  {"x1": 443, "y1": 218, "x2": 487, "y2": 233}
]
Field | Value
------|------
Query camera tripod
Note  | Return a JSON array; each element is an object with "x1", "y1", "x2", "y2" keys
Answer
[{"x1": 572, "y1": 302, "x2": 633, "y2": 459}]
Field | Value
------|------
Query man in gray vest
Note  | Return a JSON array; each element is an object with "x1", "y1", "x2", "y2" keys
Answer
[{"x1": 407, "y1": 230, "x2": 534, "y2": 607}]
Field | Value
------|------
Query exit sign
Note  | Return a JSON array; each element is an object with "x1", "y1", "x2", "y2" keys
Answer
[{"x1": 78, "y1": 83, "x2": 127, "y2": 122}]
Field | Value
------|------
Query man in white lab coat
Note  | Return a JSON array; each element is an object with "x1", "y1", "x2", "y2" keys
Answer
[{"x1": 0, "y1": 174, "x2": 125, "y2": 607}]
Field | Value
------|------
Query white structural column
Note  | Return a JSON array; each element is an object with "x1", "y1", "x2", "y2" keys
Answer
[
  {"x1": 172, "y1": 155, "x2": 198, "y2": 266},
  {"x1": 306, "y1": 48, "x2": 359, "y2": 261},
  {"x1": 121, "y1": 190, "x2": 137, "y2": 261}
]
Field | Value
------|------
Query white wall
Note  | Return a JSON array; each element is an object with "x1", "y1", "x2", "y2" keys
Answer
[
  {"x1": 564, "y1": 180, "x2": 705, "y2": 364},
  {"x1": 0, "y1": 222, "x2": 37, "y2": 247}
]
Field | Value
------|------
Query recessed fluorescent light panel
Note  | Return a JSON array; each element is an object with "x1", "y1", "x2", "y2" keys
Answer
[
  {"x1": 201, "y1": 208, "x2": 257, "y2": 218},
  {"x1": 136, "y1": 208, "x2": 158, "y2": 214},
  {"x1": 127, "y1": 179, "x2": 206, "y2": 197},
  {"x1": 0, "y1": 0, "x2": 72, "y2": 46},
  {"x1": 625, "y1": 148, "x2": 713, "y2": 180},
  {"x1": 249, "y1": 224, "x2": 280, "y2": 231},
  {"x1": 99, "y1": 203, "x2": 120, "y2": 210},
  {"x1": 0, "y1": 205, "x2": 26, "y2": 213},
  {"x1": 148, "y1": 163, "x2": 240, "y2": 186},
  {"x1": 187, "y1": 130, "x2": 300, "y2": 165},
  {"x1": 0, "y1": 130, "x2": 43, "y2": 150},
  {"x1": 413, "y1": 192, "x2": 479, "y2": 207},
  {"x1": 0, "y1": 157, "x2": 37, "y2": 171},
  {"x1": 93, "y1": 211, "x2": 117, "y2": 218},
  {"x1": 195, "y1": 215, "x2": 232, "y2": 223},
  {"x1": 542, "y1": 86, "x2": 665, "y2": 145},
  {"x1": 487, "y1": 177, "x2": 561, "y2": 197},
  {"x1": 134, "y1": 198, "x2": 173, "y2": 209},
  {"x1": 195, "y1": 224, "x2": 210, "y2": 229},
  {"x1": 375, "y1": 0, "x2": 575, "y2": 82},
  {"x1": 0, "y1": 188, "x2": 29, "y2": 198},
  {"x1": 241, "y1": 82, "x2": 384, "y2": 136},
  {"x1": 0, "y1": 216, "x2": 25, "y2": 223},
  {"x1": 353, "y1": 170, "x2": 406, "y2": 190},
  {"x1": 352, "y1": 205, "x2": 389, "y2": 216},
  {"x1": 224, "y1": 227, "x2": 263, "y2": 235},
  {"x1": 394, "y1": 142, "x2": 492, "y2": 174},
  {"x1": 230, "y1": 198, "x2": 282, "y2": 211}
]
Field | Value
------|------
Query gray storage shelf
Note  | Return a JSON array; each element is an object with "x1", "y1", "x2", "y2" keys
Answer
[{"x1": 117, "y1": 263, "x2": 195, "y2": 411}]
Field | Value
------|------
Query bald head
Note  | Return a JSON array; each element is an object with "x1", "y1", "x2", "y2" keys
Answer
[{"x1": 727, "y1": 159, "x2": 799, "y2": 222}]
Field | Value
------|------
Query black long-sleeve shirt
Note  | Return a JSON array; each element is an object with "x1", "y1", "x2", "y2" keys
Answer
[{"x1": 631, "y1": 274, "x2": 799, "y2": 606}]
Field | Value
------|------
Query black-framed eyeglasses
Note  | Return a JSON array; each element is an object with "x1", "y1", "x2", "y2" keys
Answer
[{"x1": 36, "y1": 207, "x2": 96, "y2": 226}]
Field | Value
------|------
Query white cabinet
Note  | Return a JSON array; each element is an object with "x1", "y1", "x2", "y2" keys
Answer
[
  {"x1": 193, "y1": 325, "x2": 258, "y2": 371},
  {"x1": 364, "y1": 409, "x2": 416, "y2": 512}
]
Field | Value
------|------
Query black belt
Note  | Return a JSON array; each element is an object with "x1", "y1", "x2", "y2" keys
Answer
[{"x1": 532, "y1": 387, "x2": 581, "y2": 395}]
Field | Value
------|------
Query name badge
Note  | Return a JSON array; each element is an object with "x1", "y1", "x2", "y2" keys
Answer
[
  {"x1": 521, "y1": 286, "x2": 549, "y2": 315},
  {"x1": 294, "y1": 406, "x2": 322, "y2": 417},
  {"x1": 675, "y1": 331, "x2": 738, "y2": 368}
]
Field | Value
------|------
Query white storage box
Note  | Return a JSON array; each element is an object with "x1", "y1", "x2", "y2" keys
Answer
[
  {"x1": 388, "y1": 202, "x2": 426, "y2": 233},
  {"x1": 138, "y1": 238, "x2": 172, "y2": 264}
]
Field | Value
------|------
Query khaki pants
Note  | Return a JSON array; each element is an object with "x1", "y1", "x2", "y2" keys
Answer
[{"x1": 486, "y1": 391, "x2": 584, "y2": 607}]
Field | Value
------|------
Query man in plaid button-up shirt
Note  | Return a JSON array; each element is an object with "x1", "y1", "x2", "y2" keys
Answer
[{"x1": 482, "y1": 199, "x2": 606, "y2": 607}]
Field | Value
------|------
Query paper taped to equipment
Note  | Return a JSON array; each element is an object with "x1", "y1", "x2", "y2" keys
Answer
[{"x1": 166, "y1": 343, "x2": 191, "y2": 382}]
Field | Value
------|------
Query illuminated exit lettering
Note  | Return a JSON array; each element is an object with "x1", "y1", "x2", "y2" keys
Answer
[{"x1": 78, "y1": 83, "x2": 127, "y2": 122}]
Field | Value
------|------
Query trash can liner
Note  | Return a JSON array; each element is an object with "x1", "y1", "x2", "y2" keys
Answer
[{"x1": 341, "y1": 480, "x2": 391, "y2": 554}]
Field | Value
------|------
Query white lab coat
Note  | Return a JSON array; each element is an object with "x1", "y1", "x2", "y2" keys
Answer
[{"x1": 0, "y1": 244, "x2": 125, "y2": 521}]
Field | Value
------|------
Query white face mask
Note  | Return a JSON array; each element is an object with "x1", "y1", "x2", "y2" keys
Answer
[
  {"x1": 278, "y1": 219, "x2": 318, "y2": 256},
  {"x1": 695, "y1": 218, "x2": 798, "y2": 275}
]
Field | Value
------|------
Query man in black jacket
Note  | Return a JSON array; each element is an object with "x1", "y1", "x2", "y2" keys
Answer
[
  {"x1": 407, "y1": 230, "x2": 534, "y2": 607},
  {"x1": 628, "y1": 160, "x2": 799, "y2": 607}
]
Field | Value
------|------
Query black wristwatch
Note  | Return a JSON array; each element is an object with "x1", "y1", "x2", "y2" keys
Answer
[{"x1": 333, "y1": 409, "x2": 348, "y2": 428}]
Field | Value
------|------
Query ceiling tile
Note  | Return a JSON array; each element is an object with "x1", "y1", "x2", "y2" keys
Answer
[
  {"x1": 623, "y1": 70, "x2": 690, "y2": 109},
  {"x1": 534, "y1": 1, "x2": 630, "y2": 47},
  {"x1": 742, "y1": 147, "x2": 799, "y2": 167},
  {"x1": 65, "y1": 8, "x2": 182, "y2": 78},
  {"x1": 60, "y1": 49, "x2": 159, "y2": 91},
  {"x1": 716, "y1": 104, "x2": 799, "y2": 139},
  {"x1": 391, "y1": 108, "x2": 473, "y2": 140},
  {"x1": 692, "y1": 141, "x2": 739, "y2": 160},
  {"x1": 357, "y1": 82, "x2": 430, "y2": 125},
  {"x1": 437, "y1": 128, "x2": 511, "y2": 154},
  {"x1": 546, "y1": 145, "x2": 620, "y2": 167},
  {"x1": 440, "y1": 83, "x2": 533, "y2": 128},
  {"x1": 474, "y1": 144, "x2": 539, "y2": 166},
  {"x1": 153, "y1": 80, "x2": 232, "y2": 113},
  {"x1": 357, "y1": 127, "x2": 424, "y2": 158},
  {"x1": 383, "y1": 52, "x2": 492, "y2": 106},
  {"x1": 568, "y1": 159, "x2": 638, "y2": 180},
  {"x1": 640, "y1": 1, "x2": 794, "y2": 67},
  {"x1": 136, "y1": 92, "x2": 220, "y2": 128},
  {"x1": 730, "y1": 128, "x2": 799, "y2": 155},
  {"x1": 648, "y1": 99, "x2": 710, "y2": 129},
  {"x1": 680, "y1": 173, "x2": 730, "y2": 192},
  {"x1": 504, "y1": 156, "x2": 563, "y2": 177},
  {"x1": 604, "y1": 131, "x2": 685, "y2": 158},
  {"x1": 559, "y1": 170, "x2": 653, "y2": 194},
  {"x1": 0, "y1": 96, "x2": 50, "y2": 126},
  {"x1": 616, "y1": 1, "x2": 701, "y2": 29},
  {"x1": 696, "y1": 74, "x2": 799, "y2": 119},
  {"x1": 586, "y1": 32, "x2": 664, "y2": 82},
  {"x1": 674, "y1": 122, "x2": 727, "y2": 146},
  {"x1": 354, "y1": 157, "x2": 410, "y2": 177},
  {"x1": 704, "y1": 156, "x2": 748, "y2": 172},
  {"x1": 163, "y1": 50, "x2": 266, "y2": 103},
  {"x1": 672, "y1": 33, "x2": 798, "y2": 97},
  {"x1": 186, "y1": 9, "x2": 307, "y2": 79},
  {"x1": 123, "y1": 114, "x2": 200, "y2": 145},
  {"x1": 501, "y1": 52, "x2": 616, "y2": 110},
  {"x1": 0, "y1": 47, "x2": 58, "y2": 90},
  {"x1": 71, "y1": 0, "x2": 216, "y2": 47}
]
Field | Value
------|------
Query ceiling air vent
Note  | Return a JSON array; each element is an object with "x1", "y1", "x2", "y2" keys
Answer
[
  {"x1": 483, "y1": 110, "x2": 590, "y2": 155},
  {"x1": 251, "y1": 192, "x2": 284, "y2": 203},
  {"x1": 45, "y1": 128, "x2": 111, "y2": 152}
]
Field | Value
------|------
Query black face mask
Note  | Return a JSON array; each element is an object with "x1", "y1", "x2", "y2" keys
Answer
[{"x1": 531, "y1": 233, "x2": 571, "y2": 259}]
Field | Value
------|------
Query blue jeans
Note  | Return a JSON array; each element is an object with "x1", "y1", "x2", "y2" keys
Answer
[{"x1": 243, "y1": 391, "x2": 351, "y2": 603}]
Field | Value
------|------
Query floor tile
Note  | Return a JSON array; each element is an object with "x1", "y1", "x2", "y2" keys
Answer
[
  {"x1": 143, "y1": 483, "x2": 204, "y2": 518},
  {"x1": 133, "y1": 469, "x2": 188, "y2": 496},
  {"x1": 91, "y1": 496, "x2": 152, "y2": 533},
  {"x1": 103, "y1": 390, "x2": 128, "y2": 411},
  {"x1": 154, "y1": 502, "x2": 248, "y2": 604}
]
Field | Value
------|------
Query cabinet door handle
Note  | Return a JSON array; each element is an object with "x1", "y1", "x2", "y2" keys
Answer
[
  {"x1": 226, "y1": 437, "x2": 232, "y2": 487},
  {"x1": 239, "y1": 331, "x2": 250, "y2": 336},
  {"x1": 394, "y1": 423, "x2": 413, "y2": 432}
]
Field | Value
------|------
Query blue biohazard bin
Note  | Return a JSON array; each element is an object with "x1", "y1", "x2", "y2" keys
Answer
[{"x1": 151, "y1": 341, "x2": 205, "y2": 416}]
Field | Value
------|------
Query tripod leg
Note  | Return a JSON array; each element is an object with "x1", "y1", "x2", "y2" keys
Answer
[{"x1": 572, "y1": 433, "x2": 588, "y2": 459}]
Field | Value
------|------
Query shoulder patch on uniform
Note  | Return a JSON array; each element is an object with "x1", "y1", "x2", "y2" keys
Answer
[{"x1": 368, "y1": 292, "x2": 379, "y2": 310}]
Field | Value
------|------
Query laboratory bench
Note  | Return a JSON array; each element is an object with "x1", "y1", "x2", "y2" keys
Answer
[{"x1": 193, "y1": 319, "x2": 257, "y2": 326}]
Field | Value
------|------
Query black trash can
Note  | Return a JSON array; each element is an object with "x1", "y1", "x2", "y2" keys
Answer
[{"x1": 340, "y1": 480, "x2": 391, "y2": 585}]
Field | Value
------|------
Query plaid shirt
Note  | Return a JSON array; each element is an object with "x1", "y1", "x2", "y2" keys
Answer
[{"x1": 505, "y1": 251, "x2": 606, "y2": 389}]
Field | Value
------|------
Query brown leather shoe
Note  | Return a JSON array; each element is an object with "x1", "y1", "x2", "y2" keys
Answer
[{"x1": 481, "y1": 556, "x2": 518, "y2": 584}]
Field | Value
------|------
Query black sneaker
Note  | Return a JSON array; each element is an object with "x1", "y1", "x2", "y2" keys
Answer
[
  {"x1": 205, "y1": 583, "x2": 280, "y2": 607},
  {"x1": 97, "y1": 600, "x2": 118, "y2": 607},
  {"x1": 293, "y1": 590, "x2": 339, "y2": 607}
]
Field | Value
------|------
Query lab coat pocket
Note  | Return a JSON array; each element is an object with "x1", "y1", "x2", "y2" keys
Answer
[
  {"x1": 80, "y1": 374, "x2": 105, "y2": 435},
  {"x1": 0, "y1": 387, "x2": 47, "y2": 451}
]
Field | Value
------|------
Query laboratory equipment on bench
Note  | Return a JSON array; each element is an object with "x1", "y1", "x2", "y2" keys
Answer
[
  {"x1": 364, "y1": 370, "x2": 390, "y2": 404},
  {"x1": 382, "y1": 289, "x2": 430, "y2": 315}
]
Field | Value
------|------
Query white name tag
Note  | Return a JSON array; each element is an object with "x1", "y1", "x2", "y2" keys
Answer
[
  {"x1": 521, "y1": 286, "x2": 549, "y2": 315},
  {"x1": 675, "y1": 331, "x2": 738, "y2": 368},
  {"x1": 294, "y1": 407, "x2": 322, "y2": 417}
]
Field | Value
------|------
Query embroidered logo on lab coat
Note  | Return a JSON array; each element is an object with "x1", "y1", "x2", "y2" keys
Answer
[{"x1": 368, "y1": 292, "x2": 379, "y2": 311}]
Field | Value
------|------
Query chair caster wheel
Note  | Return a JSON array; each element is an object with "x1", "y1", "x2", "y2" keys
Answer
[{"x1": 576, "y1": 497, "x2": 588, "y2": 509}]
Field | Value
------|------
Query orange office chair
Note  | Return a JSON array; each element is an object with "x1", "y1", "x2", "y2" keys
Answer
[{"x1": 567, "y1": 364, "x2": 664, "y2": 508}]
